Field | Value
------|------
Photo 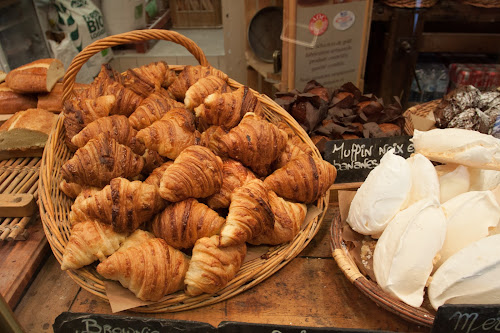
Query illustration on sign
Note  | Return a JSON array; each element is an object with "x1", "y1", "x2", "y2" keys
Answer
[
  {"x1": 333, "y1": 10, "x2": 355, "y2": 31},
  {"x1": 309, "y1": 13, "x2": 329, "y2": 36}
]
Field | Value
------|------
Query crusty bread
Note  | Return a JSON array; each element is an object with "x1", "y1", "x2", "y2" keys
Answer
[
  {"x1": 0, "y1": 108, "x2": 58, "y2": 160},
  {"x1": 5, "y1": 59, "x2": 64, "y2": 94},
  {"x1": 0, "y1": 83, "x2": 37, "y2": 115},
  {"x1": 0, "y1": 71, "x2": 6, "y2": 83},
  {"x1": 37, "y1": 82, "x2": 89, "y2": 113}
]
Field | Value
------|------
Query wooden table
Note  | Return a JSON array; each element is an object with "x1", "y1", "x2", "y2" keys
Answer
[{"x1": 12, "y1": 205, "x2": 431, "y2": 333}]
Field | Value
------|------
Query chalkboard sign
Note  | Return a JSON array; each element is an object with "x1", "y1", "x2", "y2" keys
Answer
[
  {"x1": 431, "y1": 304, "x2": 500, "y2": 333},
  {"x1": 53, "y1": 313, "x2": 396, "y2": 333},
  {"x1": 323, "y1": 136, "x2": 414, "y2": 183}
]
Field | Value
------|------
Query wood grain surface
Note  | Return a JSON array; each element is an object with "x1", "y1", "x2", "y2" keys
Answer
[{"x1": 13, "y1": 206, "x2": 431, "y2": 333}]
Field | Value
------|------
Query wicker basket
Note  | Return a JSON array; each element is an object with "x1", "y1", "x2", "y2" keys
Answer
[
  {"x1": 381, "y1": 0, "x2": 438, "y2": 8},
  {"x1": 460, "y1": 0, "x2": 500, "y2": 8},
  {"x1": 330, "y1": 212, "x2": 435, "y2": 327},
  {"x1": 403, "y1": 99, "x2": 440, "y2": 136},
  {"x1": 38, "y1": 29, "x2": 328, "y2": 313}
]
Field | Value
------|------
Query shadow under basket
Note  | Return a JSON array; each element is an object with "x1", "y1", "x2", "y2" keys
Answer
[{"x1": 38, "y1": 29, "x2": 329, "y2": 313}]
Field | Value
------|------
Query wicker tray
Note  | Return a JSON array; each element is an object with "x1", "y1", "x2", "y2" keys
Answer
[
  {"x1": 38, "y1": 29, "x2": 328, "y2": 313},
  {"x1": 330, "y1": 211, "x2": 435, "y2": 327},
  {"x1": 381, "y1": 0, "x2": 438, "y2": 8}
]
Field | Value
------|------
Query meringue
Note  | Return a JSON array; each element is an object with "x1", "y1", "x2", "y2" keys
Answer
[
  {"x1": 428, "y1": 234, "x2": 500, "y2": 310},
  {"x1": 404, "y1": 153, "x2": 440, "y2": 207},
  {"x1": 412, "y1": 128, "x2": 500, "y2": 170},
  {"x1": 469, "y1": 167, "x2": 500, "y2": 191},
  {"x1": 438, "y1": 190, "x2": 500, "y2": 268},
  {"x1": 373, "y1": 198, "x2": 446, "y2": 307},
  {"x1": 347, "y1": 149, "x2": 411, "y2": 236},
  {"x1": 435, "y1": 164, "x2": 470, "y2": 203}
]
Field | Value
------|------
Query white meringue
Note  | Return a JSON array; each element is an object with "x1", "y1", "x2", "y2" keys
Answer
[
  {"x1": 428, "y1": 234, "x2": 500, "y2": 310},
  {"x1": 404, "y1": 153, "x2": 440, "y2": 207},
  {"x1": 438, "y1": 190, "x2": 500, "y2": 268},
  {"x1": 412, "y1": 128, "x2": 500, "y2": 170},
  {"x1": 346, "y1": 149, "x2": 411, "y2": 236},
  {"x1": 435, "y1": 164, "x2": 470, "y2": 203},
  {"x1": 469, "y1": 167, "x2": 500, "y2": 191},
  {"x1": 373, "y1": 198, "x2": 446, "y2": 307}
]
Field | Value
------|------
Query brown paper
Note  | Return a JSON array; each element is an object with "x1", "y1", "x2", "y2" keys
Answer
[
  {"x1": 411, "y1": 112, "x2": 436, "y2": 132},
  {"x1": 104, "y1": 204, "x2": 324, "y2": 313}
]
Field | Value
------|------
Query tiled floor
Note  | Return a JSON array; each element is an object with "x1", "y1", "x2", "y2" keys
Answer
[{"x1": 111, "y1": 28, "x2": 226, "y2": 72}]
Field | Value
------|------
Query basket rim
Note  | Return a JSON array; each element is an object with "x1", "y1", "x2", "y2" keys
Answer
[
  {"x1": 329, "y1": 211, "x2": 435, "y2": 327},
  {"x1": 38, "y1": 57, "x2": 330, "y2": 312}
]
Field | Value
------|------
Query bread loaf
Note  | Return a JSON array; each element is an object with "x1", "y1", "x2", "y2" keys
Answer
[
  {"x1": 0, "y1": 108, "x2": 58, "y2": 160},
  {"x1": 0, "y1": 71, "x2": 5, "y2": 83},
  {"x1": 0, "y1": 83, "x2": 37, "y2": 114},
  {"x1": 5, "y1": 59, "x2": 64, "y2": 93}
]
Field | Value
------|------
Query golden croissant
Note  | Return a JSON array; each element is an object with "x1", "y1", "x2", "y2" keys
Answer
[
  {"x1": 61, "y1": 134, "x2": 144, "y2": 187},
  {"x1": 136, "y1": 108, "x2": 200, "y2": 160},
  {"x1": 184, "y1": 75, "x2": 229, "y2": 110},
  {"x1": 71, "y1": 115, "x2": 145, "y2": 155},
  {"x1": 141, "y1": 149, "x2": 168, "y2": 175},
  {"x1": 205, "y1": 159, "x2": 256, "y2": 210},
  {"x1": 167, "y1": 65, "x2": 228, "y2": 100},
  {"x1": 59, "y1": 180, "x2": 83, "y2": 199},
  {"x1": 63, "y1": 95, "x2": 116, "y2": 151},
  {"x1": 199, "y1": 125, "x2": 228, "y2": 156},
  {"x1": 218, "y1": 113, "x2": 288, "y2": 176},
  {"x1": 97, "y1": 238, "x2": 190, "y2": 301},
  {"x1": 122, "y1": 61, "x2": 174, "y2": 97},
  {"x1": 144, "y1": 161, "x2": 173, "y2": 188},
  {"x1": 194, "y1": 86, "x2": 261, "y2": 129},
  {"x1": 104, "y1": 80, "x2": 144, "y2": 117},
  {"x1": 151, "y1": 198, "x2": 225, "y2": 249},
  {"x1": 159, "y1": 145, "x2": 223, "y2": 202},
  {"x1": 68, "y1": 187, "x2": 102, "y2": 225},
  {"x1": 219, "y1": 179, "x2": 274, "y2": 247},
  {"x1": 184, "y1": 235, "x2": 246, "y2": 296},
  {"x1": 116, "y1": 229, "x2": 155, "y2": 254},
  {"x1": 128, "y1": 90, "x2": 186, "y2": 130},
  {"x1": 61, "y1": 221, "x2": 128, "y2": 271},
  {"x1": 264, "y1": 154, "x2": 337, "y2": 204},
  {"x1": 272, "y1": 141, "x2": 312, "y2": 170},
  {"x1": 249, "y1": 191, "x2": 307, "y2": 245},
  {"x1": 70, "y1": 177, "x2": 166, "y2": 233}
]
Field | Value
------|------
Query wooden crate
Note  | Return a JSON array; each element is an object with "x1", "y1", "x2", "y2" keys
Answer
[{"x1": 169, "y1": 0, "x2": 222, "y2": 28}]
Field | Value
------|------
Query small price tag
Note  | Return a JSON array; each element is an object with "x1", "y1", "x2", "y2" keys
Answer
[{"x1": 431, "y1": 304, "x2": 500, "y2": 333}]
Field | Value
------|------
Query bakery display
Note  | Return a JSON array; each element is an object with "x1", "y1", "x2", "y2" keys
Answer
[
  {"x1": 5, "y1": 58, "x2": 64, "y2": 94},
  {"x1": 54, "y1": 59, "x2": 336, "y2": 304}
]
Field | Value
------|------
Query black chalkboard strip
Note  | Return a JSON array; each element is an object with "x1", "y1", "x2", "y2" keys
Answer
[
  {"x1": 323, "y1": 136, "x2": 415, "y2": 184},
  {"x1": 218, "y1": 321, "x2": 396, "y2": 333},
  {"x1": 431, "y1": 304, "x2": 500, "y2": 333},
  {"x1": 53, "y1": 312, "x2": 216, "y2": 333}
]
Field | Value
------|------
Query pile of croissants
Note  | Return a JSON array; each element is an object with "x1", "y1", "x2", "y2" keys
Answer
[{"x1": 58, "y1": 61, "x2": 337, "y2": 302}]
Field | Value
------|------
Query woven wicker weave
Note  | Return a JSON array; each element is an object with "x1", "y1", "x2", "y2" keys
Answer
[
  {"x1": 403, "y1": 99, "x2": 440, "y2": 135},
  {"x1": 382, "y1": 0, "x2": 438, "y2": 8},
  {"x1": 38, "y1": 29, "x2": 329, "y2": 313},
  {"x1": 460, "y1": 0, "x2": 500, "y2": 7},
  {"x1": 330, "y1": 212, "x2": 435, "y2": 327}
]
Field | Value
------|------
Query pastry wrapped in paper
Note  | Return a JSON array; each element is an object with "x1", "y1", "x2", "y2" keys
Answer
[
  {"x1": 347, "y1": 149, "x2": 411, "y2": 236},
  {"x1": 412, "y1": 128, "x2": 500, "y2": 170},
  {"x1": 373, "y1": 198, "x2": 446, "y2": 307},
  {"x1": 428, "y1": 234, "x2": 500, "y2": 310}
]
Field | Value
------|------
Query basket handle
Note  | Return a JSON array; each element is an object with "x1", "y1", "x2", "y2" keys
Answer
[{"x1": 62, "y1": 29, "x2": 209, "y2": 102}]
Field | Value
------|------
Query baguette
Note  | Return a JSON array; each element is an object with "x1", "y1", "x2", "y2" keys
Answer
[
  {"x1": 5, "y1": 59, "x2": 64, "y2": 93},
  {"x1": 37, "y1": 82, "x2": 89, "y2": 113},
  {"x1": 0, "y1": 83, "x2": 37, "y2": 114}
]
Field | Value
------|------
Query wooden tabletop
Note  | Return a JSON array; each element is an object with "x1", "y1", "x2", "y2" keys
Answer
[{"x1": 12, "y1": 205, "x2": 431, "y2": 333}]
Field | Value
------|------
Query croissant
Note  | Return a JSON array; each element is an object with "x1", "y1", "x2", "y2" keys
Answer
[
  {"x1": 68, "y1": 187, "x2": 101, "y2": 225},
  {"x1": 249, "y1": 191, "x2": 307, "y2": 245},
  {"x1": 97, "y1": 238, "x2": 190, "y2": 301},
  {"x1": 184, "y1": 75, "x2": 229, "y2": 110},
  {"x1": 122, "y1": 61, "x2": 174, "y2": 97},
  {"x1": 61, "y1": 134, "x2": 144, "y2": 187},
  {"x1": 199, "y1": 125, "x2": 228, "y2": 156},
  {"x1": 59, "y1": 180, "x2": 82, "y2": 199},
  {"x1": 272, "y1": 141, "x2": 311, "y2": 170},
  {"x1": 264, "y1": 154, "x2": 337, "y2": 203},
  {"x1": 63, "y1": 95, "x2": 116, "y2": 150},
  {"x1": 70, "y1": 177, "x2": 166, "y2": 233},
  {"x1": 104, "y1": 80, "x2": 144, "y2": 117},
  {"x1": 159, "y1": 145, "x2": 223, "y2": 202},
  {"x1": 128, "y1": 90, "x2": 186, "y2": 130},
  {"x1": 116, "y1": 229, "x2": 155, "y2": 254},
  {"x1": 184, "y1": 235, "x2": 246, "y2": 296},
  {"x1": 218, "y1": 113, "x2": 288, "y2": 176},
  {"x1": 71, "y1": 115, "x2": 145, "y2": 155},
  {"x1": 206, "y1": 159, "x2": 256, "y2": 210},
  {"x1": 219, "y1": 179, "x2": 274, "y2": 247},
  {"x1": 136, "y1": 108, "x2": 200, "y2": 160},
  {"x1": 194, "y1": 86, "x2": 261, "y2": 129},
  {"x1": 61, "y1": 221, "x2": 127, "y2": 271},
  {"x1": 167, "y1": 65, "x2": 228, "y2": 100},
  {"x1": 151, "y1": 198, "x2": 225, "y2": 249},
  {"x1": 144, "y1": 161, "x2": 173, "y2": 187}
]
